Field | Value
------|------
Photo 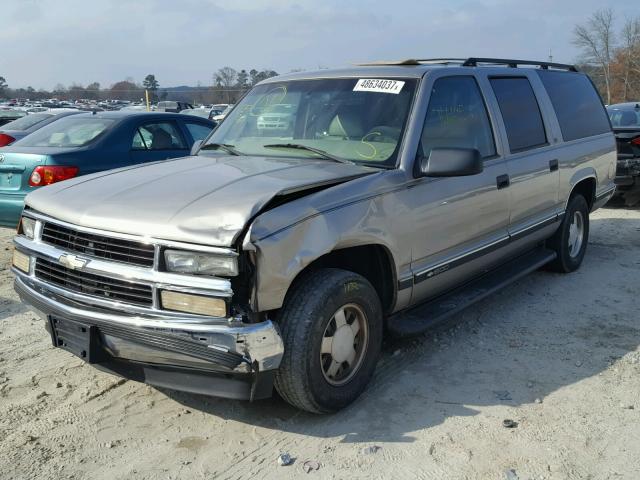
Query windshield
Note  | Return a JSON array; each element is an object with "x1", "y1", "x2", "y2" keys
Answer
[
  {"x1": 1, "y1": 113, "x2": 53, "y2": 131},
  {"x1": 203, "y1": 78, "x2": 417, "y2": 167},
  {"x1": 14, "y1": 116, "x2": 114, "y2": 147},
  {"x1": 608, "y1": 107, "x2": 640, "y2": 127}
]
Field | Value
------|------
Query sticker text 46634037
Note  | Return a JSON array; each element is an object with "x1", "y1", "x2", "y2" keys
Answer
[{"x1": 353, "y1": 79, "x2": 405, "y2": 94}]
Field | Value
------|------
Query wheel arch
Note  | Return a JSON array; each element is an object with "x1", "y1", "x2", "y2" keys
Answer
[
  {"x1": 287, "y1": 243, "x2": 398, "y2": 315},
  {"x1": 567, "y1": 174, "x2": 596, "y2": 211},
  {"x1": 252, "y1": 230, "x2": 399, "y2": 315}
]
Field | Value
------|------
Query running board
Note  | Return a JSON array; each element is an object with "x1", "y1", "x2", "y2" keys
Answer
[{"x1": 387, "y1": 247, "x2": 557, "y2": 338}]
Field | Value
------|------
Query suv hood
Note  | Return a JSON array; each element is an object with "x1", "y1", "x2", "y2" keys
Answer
[{"x1": 25, "y1": 155, "x2": 374, "y2": 246}]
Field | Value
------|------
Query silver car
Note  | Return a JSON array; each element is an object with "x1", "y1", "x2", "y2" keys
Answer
[{"x1": 12, "y1": 58, "x2": 616, "y2": 413}]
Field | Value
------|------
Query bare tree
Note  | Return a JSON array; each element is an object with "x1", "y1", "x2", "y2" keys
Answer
[
  {"x1": 620, "y1": 18, "x2": 640, "y2": 101},
  {"x1": 573, "y1": 8, "x2": 615, "y2": 104},
  {"x1": 214, "y1": 67, "x2": 238, "y2": 103},
  {"x1": 214, "y1": 67, "x2": 237, "y2": 88}
]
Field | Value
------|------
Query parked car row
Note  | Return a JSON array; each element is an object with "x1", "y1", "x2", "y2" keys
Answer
[
  {"x1": 607, "y1": 102, "x2": 640, "y2": 204},
  {"x1": 0, "y1": 111, "x2": 216, "y2": 226},
  {"x1": 9, "y1": 58, "x2": 619, "y2": 413}
]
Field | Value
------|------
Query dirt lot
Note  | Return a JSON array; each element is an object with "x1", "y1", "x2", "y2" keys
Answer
[{"x1": 1, "y1": 206, "x2": 639, "y2": 480}]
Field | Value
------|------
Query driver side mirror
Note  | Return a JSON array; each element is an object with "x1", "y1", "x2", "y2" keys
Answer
[
  {"x1": 190, "y1": 139, "x2": 203, "y2": 156},
  {"x1": 416, "y1": 148, "x2": 483, "y2": 177}
]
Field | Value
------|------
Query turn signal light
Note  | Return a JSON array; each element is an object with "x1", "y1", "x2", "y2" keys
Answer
[
  {"x1": 12, "y1": 249, "x2": 30, "y2": 273},
  {"x1": 29, "y1": 166, "x2": 79, "y2": 187},
  {"x1": 0, "y1": 133, "x2": 16, "y2": 146},
  {"x1": 631, "y1": 137, "x2": 640, "y2": 146},
  {"x1": 160, "y1": 290, "x2": 227, "y2": 317}
]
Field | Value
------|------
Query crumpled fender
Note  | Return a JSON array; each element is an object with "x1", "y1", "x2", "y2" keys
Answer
[{"x1": 244, "y1": 170, "x2": 411, "y2": 312}]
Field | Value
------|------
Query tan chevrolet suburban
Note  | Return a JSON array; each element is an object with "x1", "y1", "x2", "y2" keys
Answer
[{"x1": 12, "y1": 58, "x2": 616, "y2": 413}]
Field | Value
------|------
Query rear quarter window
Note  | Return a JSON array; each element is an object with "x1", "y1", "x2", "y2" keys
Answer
[
  {"x1": 490, "y1": 77, "x2": 547, "y2": 153},
  {"x1": 537, "y1": 70, "x2": 611, "y2": 141}
]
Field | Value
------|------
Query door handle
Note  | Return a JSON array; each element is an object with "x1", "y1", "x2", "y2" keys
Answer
[
  {"x1": 496, "y1": 174, "x2": 510, "y2": 189},
  {"x1": 549, "y1": 159, "x2": 559, "y2": 172}
]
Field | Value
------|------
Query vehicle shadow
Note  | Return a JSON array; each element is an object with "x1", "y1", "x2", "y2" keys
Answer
[
  {"x1": 0, "y1": 215, "x2": 634, "y2": 449},
  {"x1": 159, "y1": 213, "x2": 640, "y2": 443},
  {"x1": 606, "y1": 194, "x2": 640, "y2": 209}
]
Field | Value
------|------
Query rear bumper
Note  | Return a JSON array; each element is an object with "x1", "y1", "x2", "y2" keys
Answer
[
  {"x1": 614, "y1": 157, "x2": 640, "y2": 191},
  {"x1": 0, "y1": 193, "x2": 25, "y2": 227},
  {"x1": 14, "y1": 274, "x2": 284, "y2": 400},
  {"x1": 615, "y1": 175, "x2": 636, "y2": 187}
]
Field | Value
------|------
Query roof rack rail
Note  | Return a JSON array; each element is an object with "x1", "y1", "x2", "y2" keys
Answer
[
  {"x1": 355, "y1": 59, "x2": 466, "y2": 66},
  {"x1": 461, "y1": 57, "x2": 578, "y2": 71},
  {"x1": 356, "y1": 57, "x2": 578, "y2": 71}
]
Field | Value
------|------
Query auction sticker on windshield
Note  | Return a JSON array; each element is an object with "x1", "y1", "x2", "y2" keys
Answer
[{"x1": 353, "y1": 79, "x2": 405, "y2": 94}]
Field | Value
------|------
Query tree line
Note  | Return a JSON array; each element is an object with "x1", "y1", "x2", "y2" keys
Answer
[
  {"x1": 0, "y1": 67, "x2": 279, "y2": 105},
  {"x1": 574, "y1": 8, "x2": 640, "y2": 104},
  {"x1": 6, "y1": 17, "x2": 638, "y2": 109}
]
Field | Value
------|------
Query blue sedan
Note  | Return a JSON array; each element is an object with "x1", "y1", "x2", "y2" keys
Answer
[{"x1": 0, "y1": 111, "x2": 216, "y2": 226}]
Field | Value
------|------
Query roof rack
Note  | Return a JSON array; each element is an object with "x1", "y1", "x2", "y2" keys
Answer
[
  {"x1": 356, "y1": 59, "x2": 465, "y2": 66},
  {"x1": 460, "y1": 57, "x2": 578, "y2": 71},
  {"x1": 356, "y1": 57, "x2": 578, "y2": 72}
]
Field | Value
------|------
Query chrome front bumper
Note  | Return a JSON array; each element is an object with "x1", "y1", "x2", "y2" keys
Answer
[
  {"x1": 12, "y1": 214, "x2": 285, "y2": 399},
  {"x1": 14, "y1": 273, "x2": 284, "y2": 399}
]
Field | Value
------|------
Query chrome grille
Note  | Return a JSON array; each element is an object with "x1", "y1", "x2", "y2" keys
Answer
[
  {"x1": 35, "y1": 258, "x2": 153, "y2": 306},
  {"x1": 41, "y1": 222, "x2": 155, "y2": 267}
]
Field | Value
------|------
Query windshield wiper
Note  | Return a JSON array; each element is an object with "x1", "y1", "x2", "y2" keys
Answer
[
  {"x1": 263, "y1": 143, "x2": 353, "y2": 164},
  {"x1": 200, "y1": 143, "x2": 242, "y2": 156}
]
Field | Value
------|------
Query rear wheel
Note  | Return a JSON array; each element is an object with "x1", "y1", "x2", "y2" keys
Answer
[
  {"x1": 546, "y1": 194, "x2": 590, "y2": 273},
  {"x1": 274, "y1": 268, "x2": 383, "y2": 414}
]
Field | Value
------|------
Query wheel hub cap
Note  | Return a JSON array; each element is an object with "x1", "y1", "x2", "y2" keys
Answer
[
  {"x1": 320, "y1": 304, "x2": 369, "y2": 386},
  {"x1": 331, "y1": 325, "x2": 356, "y2": 363},
  {"x1": 568, "y1": 211, "x2": 584, "y2": 258}
]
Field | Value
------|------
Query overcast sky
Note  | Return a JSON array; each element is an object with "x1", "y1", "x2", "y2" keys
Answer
[{"x1": 1, "y1": 0, "x2": 639, "y2": 90}]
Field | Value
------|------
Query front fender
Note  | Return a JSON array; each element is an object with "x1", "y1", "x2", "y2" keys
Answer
[{"x1": 248, "y1": 199, "x2": 399, "y2": 312}]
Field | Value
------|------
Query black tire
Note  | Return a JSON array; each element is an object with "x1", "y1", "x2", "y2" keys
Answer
[
  {"x1": 546, "y1": 194, "x2": 590, "y2": 273},
  {"x1": 274, "y1": 268, "x2": 383, "y2": 414}
]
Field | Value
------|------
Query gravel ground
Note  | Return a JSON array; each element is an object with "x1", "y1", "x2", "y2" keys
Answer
[{"x1": 0, "y1": 206, "x2": 639, "y2": 480}]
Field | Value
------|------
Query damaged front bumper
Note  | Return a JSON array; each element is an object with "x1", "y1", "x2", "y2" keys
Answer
[{"x1": 13, "y1": 260, "x2": 284, "y2": 401}]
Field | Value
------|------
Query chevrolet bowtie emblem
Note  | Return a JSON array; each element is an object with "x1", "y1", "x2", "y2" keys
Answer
[{"x1": 58, "y1": 254, "x2": 88, "y2": 270}]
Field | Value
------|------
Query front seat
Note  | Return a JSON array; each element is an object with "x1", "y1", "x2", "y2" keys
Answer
[
  {"x1": 327, "y1": 111, "x2": 365, "y2": 139},
  {"x1": 150, "y1": 128, "x2": 173, "y2": 149}
]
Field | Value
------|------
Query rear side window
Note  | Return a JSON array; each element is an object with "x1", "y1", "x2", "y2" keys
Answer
[
  {"x1": 490, "y1": 77, "x2": 547, "y2": 153},
  {"x1": 131, "y1": 122, "x2": 187, "y2": 150},
  {"x1": 537, "y1": 71, "x2": 610, "y2": 141},
  {"x1": 420, "y1": 76, "x2": 496, "y2": 159}
]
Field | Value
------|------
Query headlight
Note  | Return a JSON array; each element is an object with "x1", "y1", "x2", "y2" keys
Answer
[
  {"x1": 20, "y1": 216, "x2": 35, "y2": 239},
  {"x1": 164, "y1": 249, "x2": 238, "y2": 276}
]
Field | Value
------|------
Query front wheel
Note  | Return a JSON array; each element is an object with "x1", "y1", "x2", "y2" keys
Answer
[
  {"x1": 546, "y1": 194, "x2": 590, "y2": 273},
  {"x1": 274, "y1": 268, "x2": 383, "y2": 414}
]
